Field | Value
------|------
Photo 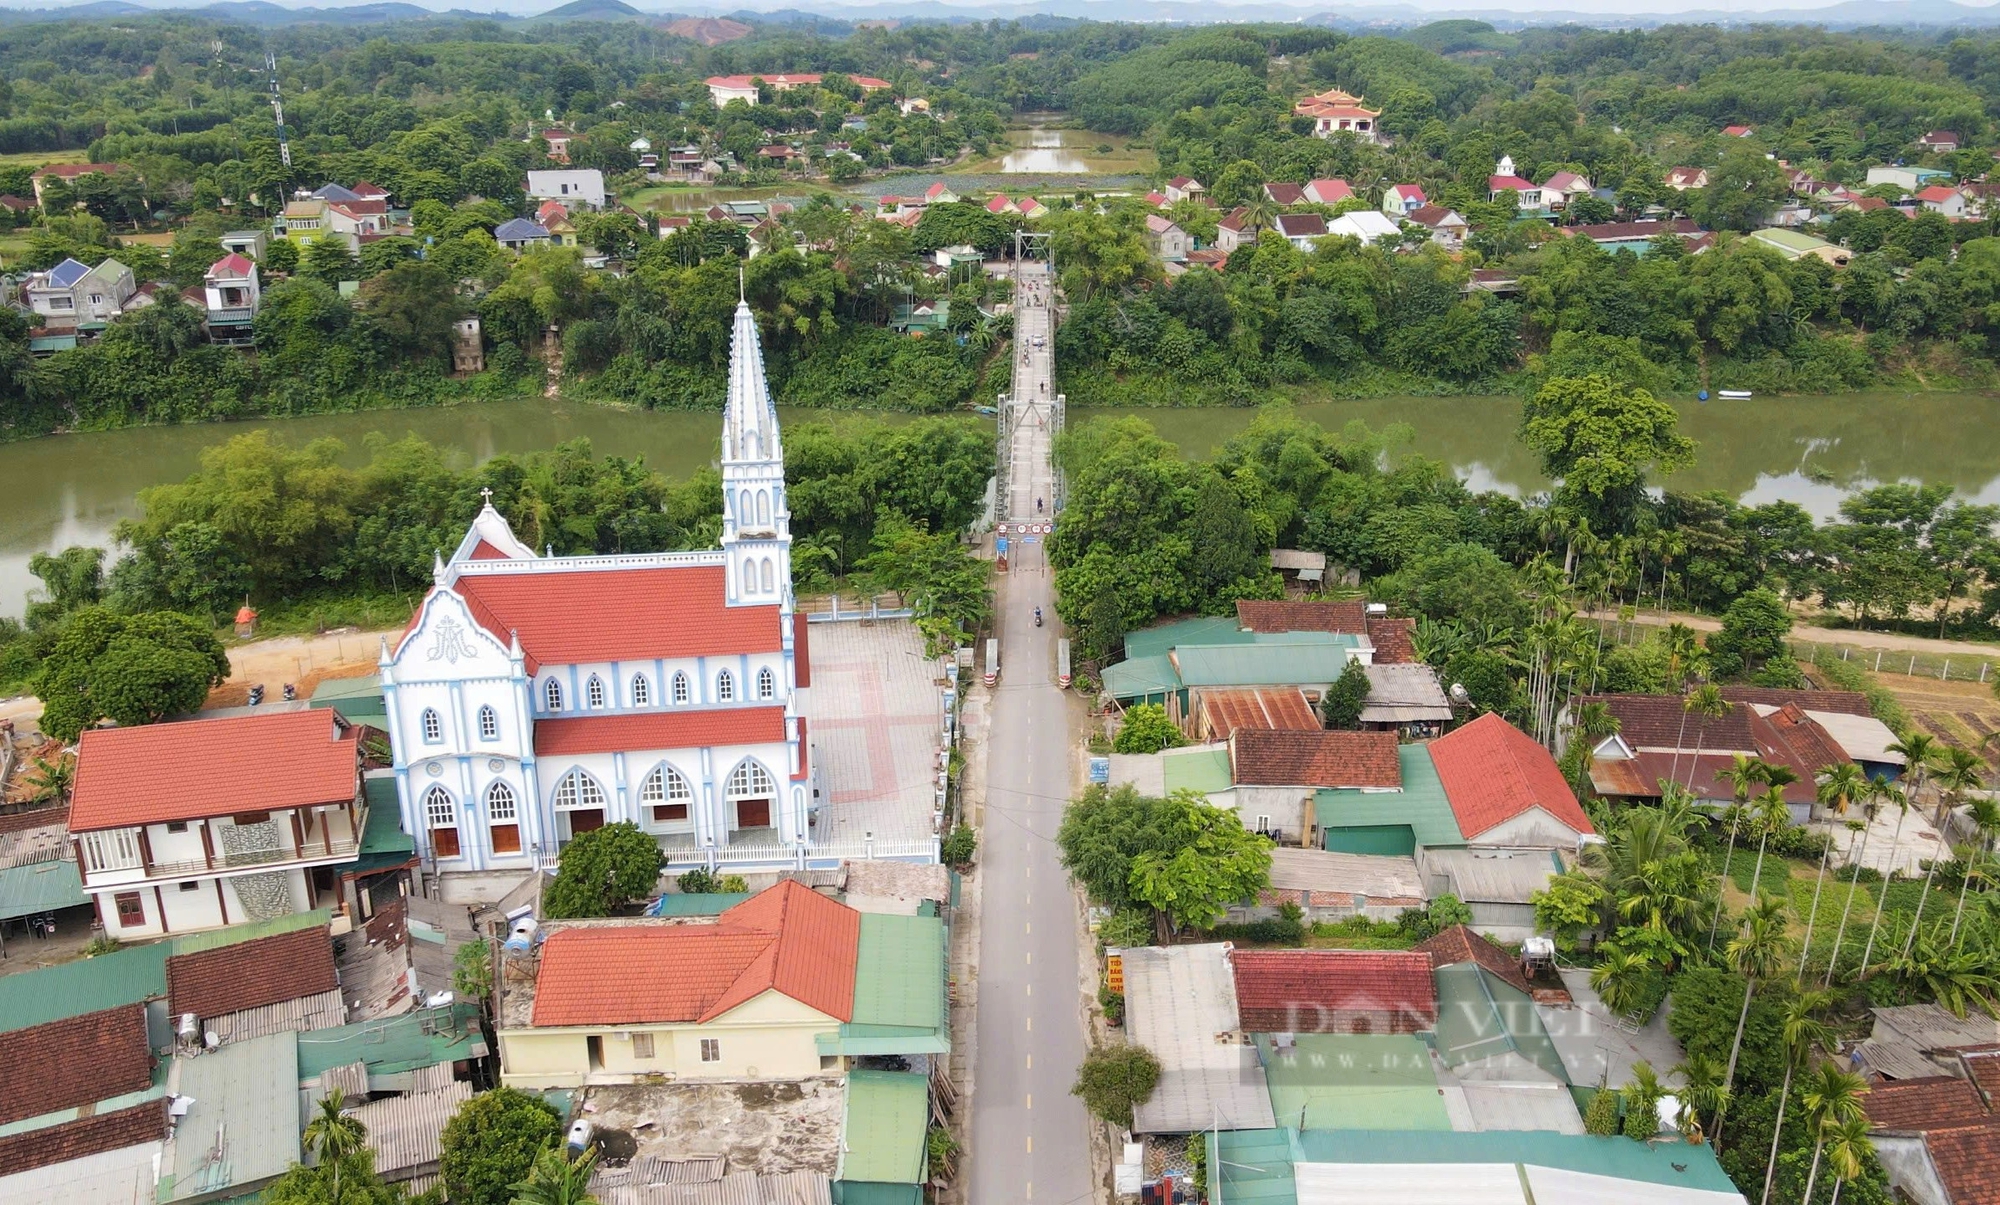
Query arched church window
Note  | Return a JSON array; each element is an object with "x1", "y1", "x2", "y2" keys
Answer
[
  {"x1": 757, "y1": 666, "x2": 776, "y2": 700},
  {"x1": 756, "y1": 490, "x2": 770, "y2": 527},
  {"x1": 478, "y1": 706, "x2": 499, "y2": 741},
  {"x1": 672, "y1": 672, "x2": 690, "y2": 705},
  {"x1": 761, "y1": 558, "x2": 775, "y2": 593},
  {"x1": 421, "y1": 708, "x2": 443, "y2": 743},
  {"x1": 543, "y1": 678, "x2": 563, "y2": 712},
  {"x1": 631, "y1": 674, "x2": 651, "y2": 706},
  {"x1": 586, "y1": 675, "x2": 606, "y2": 709},
  {"x1": 717, "y1": 669, "x2": 735, "y2": 702}
]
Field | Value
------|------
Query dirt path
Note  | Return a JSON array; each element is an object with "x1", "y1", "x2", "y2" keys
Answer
[
  {"x1": 205, "y1": 627, "x2": 402, "y2": 706},
  {"x1": 1585, "y1": 608, "x2": 2000, "y2": 658}
]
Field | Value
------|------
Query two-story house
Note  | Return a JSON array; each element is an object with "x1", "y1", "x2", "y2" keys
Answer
[
  {"x1": 1145, "y1": 214, "x2": 1190, "y2": 262},
  {"x1": 526, "y1": 169, "x2": 607, "y2": 211},
  {"x1": 25, "y1": 257, "x2": 137, "y2": 329},
  {"x1": 68, "y1": 709, "x2": 368, "y2": 939},
  {"x1": 202, "y1": 253, "x2": 260, "y2": 345}
]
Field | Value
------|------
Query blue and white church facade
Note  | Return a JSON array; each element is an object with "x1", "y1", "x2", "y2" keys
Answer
[{"x1": 381, "y1": 297, "x2": 823, "y2": 883}]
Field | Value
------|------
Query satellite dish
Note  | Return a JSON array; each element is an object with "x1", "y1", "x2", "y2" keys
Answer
[{"x1": 1449, "y1": 683, "x2": 1471, "y2": 705}]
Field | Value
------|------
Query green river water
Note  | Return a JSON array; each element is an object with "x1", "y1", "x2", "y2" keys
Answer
[{"x1": 2, "y1": 389, "x2": 1996, "y2": 617}]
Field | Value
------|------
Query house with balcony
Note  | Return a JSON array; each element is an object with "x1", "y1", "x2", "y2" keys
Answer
[
  {"x1": 202, "y1": 253, "x2": 260, "y2": 345},
  {"x1": 67, "y1": 709, "x2": 369, "y2": 939}
]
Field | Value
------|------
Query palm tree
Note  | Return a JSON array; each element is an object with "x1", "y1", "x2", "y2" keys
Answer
[
  {"x1": 1707, "y1": 755, "x2": 1768, "y2": 953},
  {"x1": 1716, "y1": 893, "x2": 1791, "y2": 1148},
  {"x1": 1826, "y1": 778, "x2": 1886, "y2": 987},
  {"x1": 1759, "y1": 989, "x2": 1834, "y2": 1205},
  {"x1": 1872, "y1": 922, "x2": 2000, "y2": 1018},
  {"x1": 1804, "y1": 765, "x2": 1869, "y2": 981},
  {"x1": 511, "y1": 1144, "x2": 601, "y2": 1205},
  {"x1": 1859, "y1": 780, "x2": 1912, "y2": 979},
  {"x1": 1677, "y1": 683, "x2": 1728, "y2": 792},
  {"x1": 303, "y1": 1091, "x2": 365, "y2": 1205},
  {"x1": 1591, "y1": 950, "x2": 1655, "y2": 1019},
  {"x1": 1952, "y1": 796, "x2": 2000, "y2": 946},
  {"x1": 1671, "y1": 1051, "x2": 1729, "y2": 1143},
  {"x1": 1904, "y1": 746, "x2": 1985, "y2": 958},
  {"x1": 1745, "y1": 784, "x2": 1795, "y2": 904},
  {"x1": 1821, "y1": 1114, "x2": 1876, "y2": 1205},
  {"x1": 1799, "y1": 1064, "x2": 1869, "y2": 1205}
]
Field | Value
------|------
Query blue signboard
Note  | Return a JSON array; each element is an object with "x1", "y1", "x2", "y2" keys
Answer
[
  {"x1": 1089, "y1": 757, "x2": 1110, "y2": 784},
  {"x1": 996, "y1": 536, "x2": 1010, "y2": 554}
]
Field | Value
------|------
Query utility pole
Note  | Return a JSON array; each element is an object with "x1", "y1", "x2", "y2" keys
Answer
[{"x1": 266, "y1": 52, "x2": 291, "y2": 169}]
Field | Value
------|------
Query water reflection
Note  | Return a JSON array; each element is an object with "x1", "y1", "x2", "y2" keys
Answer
[{"x1": 1000, "y1": 129, "x2": 1092, "y2": 174}]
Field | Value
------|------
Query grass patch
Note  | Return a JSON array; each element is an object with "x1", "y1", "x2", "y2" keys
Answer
[
  {"x1": 219, "y1": 588, "x2": 419, "y2": 641},
  {"x1": 0, "y1": 148, "x2": 87, "y2": 168}
]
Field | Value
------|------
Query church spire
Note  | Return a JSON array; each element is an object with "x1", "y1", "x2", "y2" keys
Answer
[
  {"x1": 724, "y1": 294, "x2": 779, "y2": 465},
  {"x1": 719, "y1": 280, "x2": 792, "y2": 612}
]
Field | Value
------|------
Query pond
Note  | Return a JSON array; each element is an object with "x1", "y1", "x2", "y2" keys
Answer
[{"x1": 2, "y1": 390, "x2": 1996, "y2": 619}]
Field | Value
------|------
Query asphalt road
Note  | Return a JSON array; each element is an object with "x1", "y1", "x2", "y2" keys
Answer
[{"x1": 968, "y1": 260, "x2": 1094, "y2": 1205}]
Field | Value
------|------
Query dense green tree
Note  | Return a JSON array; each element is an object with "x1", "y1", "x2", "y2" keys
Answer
[
  {"x1": 33, "y1": 607, "x2": 230, "y2": 741},
  {"x1": 1320, "y1": 657, "x2": 1372, "y2": 730},
  {"x1": 1519, "y1": 374, "x2": 1695, "y2": 530},
  {"x1": 1071, "y1": 1043, "x2": 1162, "y2": 1128},
  {"x1": 1114, "y1": 702, "x2": 1187, "y2": 754},
  {"x1": 439, "y1": 1090, "x2": 563, "y2": 1205},
  {"x1": 541, "y1": 821, "x2": 664, "y2": 918}
]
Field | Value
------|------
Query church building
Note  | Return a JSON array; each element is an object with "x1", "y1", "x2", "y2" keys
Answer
[{"x1": 382, "y1": 295, "x2": 816, "y2": 882}]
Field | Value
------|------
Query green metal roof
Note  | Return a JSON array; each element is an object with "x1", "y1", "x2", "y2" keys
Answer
[
  {"x1": 1256, "y1": 1035, "x2": 1451, "y2": 1132},
  {"x1": 833, "y1": 1183, "x2": 923, "y2": 1205},
  {"x1": 1173, "y1": 640, "x2": 1359, "y2": 688},
  {"x1": 1749, "y1": 227, "x2": 1838, "y2": 256},
  {"x1": 0, "y1": 858, "x2": 88, "y2": 921},
  {"x1": 850, "y1": 913, "x2": 946, "y2": 1031},
  {"x1": 1212, "y1": 1127, "x2": 1740, "y2": 1204},
  {"x1": 1210, "y1": 1128, "x2": 1300, "y2": 1205},
  {"x1": 1432, "y1": 962, "x2": 1570, "y2": 1085},
  {"x1": 1316, "y1": 745, "x2": 1465, "y2": 848},
  {"x1": 295, "y1": 1001, "x2": 486, "y2": 1079},
  {"x1": 1288, "y1": 1128, "x2": 1741, "y2": 1194},
  {"x1": 647, "y1": 891, "x2": 751, "y2": 916},
  {"x1": 345, "y1": 781, "x2": 417, "y2": 876},
  {"x1": 1125, "y1": 616, "x2": 1251, "y2": 660},
  {"x1": 1101, "y1": 654, "x2": 1182, "y2": 700},
  {"x1": 0, "y1": 941, "x2": 170, "y2": 1034},
  {"x1": 162, "y1": 1031, "x2": 301, "y2": 1201},
  {"x1": 840, "y1": 1071, "x2": 930, "y2": 1184},
  {"x1": 310, "y1": 674, "x2": 387, "y2": 726},
  {"x1": 1162, "y1": 747, "x2": 1233, "y2": 795},
  {"x1": 170, "y1": 907, "x2": 330, "y2": 955}
]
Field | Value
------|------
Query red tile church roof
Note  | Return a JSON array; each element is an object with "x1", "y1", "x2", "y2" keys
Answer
[
  {"x1": 535, "y1": 707, "x2": 787, "y2": 757},
  {"x1": 450, "y1": 565, "x2": 782, "y2": 672}
]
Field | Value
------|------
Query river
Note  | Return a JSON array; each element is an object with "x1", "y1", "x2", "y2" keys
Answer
[{"x1": 1, "y1": 389, "x2": 1996, "y2": 618}]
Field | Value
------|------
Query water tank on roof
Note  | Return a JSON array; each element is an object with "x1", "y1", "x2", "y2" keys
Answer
[{"x1": 566, "y1": 1120, "x2": 594, "y2": 1155}]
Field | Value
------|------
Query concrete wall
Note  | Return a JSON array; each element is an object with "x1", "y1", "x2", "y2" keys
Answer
[{"x1": 94, "y1": 866, "x2": 309, "y2": 938}]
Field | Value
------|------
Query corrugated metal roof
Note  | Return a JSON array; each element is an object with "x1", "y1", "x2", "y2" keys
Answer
[
  {"x1": 599, "y1": 1169, "x2": 832, "y2": 1205},
  {"x1": 0, "y1": 858, "x2": 87, "y2": 920},
  {"x1": 647, "y1": 892, "x2": 752, "y2": 916},
  {"x1": 347, "y1": 1081, "x2": 472, "y2": 1176},
  {"x1": 1432, "y1": 963, "x2": 1570, "y2": 1086},
  {"x1": 849, "y1": 914, "x2": 944, "y2": 1032},
  {"x1": 1358, "y1": 664, "x2": 1452, "y2": 723},
  {"x1": 1317, "y1": 745, "x2": 1464, "y2": 849},
  {"x1": 1255, "y1": 1034, "x2": 1450, "y2": 1132},
  {"x1": 1102, "y1": 654, "x2": 1182, "y2": 700},
  {"x1": 1196, "y1": 687, "x2": 1321, "y2": 738},
  {"x1": 294, "y1": 1002, "x2": 485, "y2": 1079},
  {"x1": 1266, "y1": 847, "x2": 1423, "y2": 899},
  {"x1": 839, "y1": 1070, "x2": 928, "y2": 1183},
  {"x1": 0, "y1": 942, "x2": 170, "y2": 1035},
  {"x1": 1125, "y1": 617, "x2": 1251, "y2": 660},
  {"x1": 1422, "y1": 848, "x2": 1561, "y2": 906},
  {"x1": 1174, "y1": 641, "x2": 1360, "y2": 688},
  {"x1": 1164, "y1": 747, "x2": 1234, "y2": 794},
  {"x1": 1801, "y1": 709, "x2": 1904, "y2": 765},
  {"x1": 1285, "y1": 1128, "x2": 1741, "y2": 1194},
  {"x1": 164, "y1": 1030, "x2": 301, "y2": 1201},
  {"x1": 1122, "y1": 944, "x2": 1275, "y2": 1133},
  {"x1": 316, "y1": 1060, "x2": 370, "y2": 1101},
  {"x1": 205, "y1": 987, "x2": 346, "y2": 1046}
]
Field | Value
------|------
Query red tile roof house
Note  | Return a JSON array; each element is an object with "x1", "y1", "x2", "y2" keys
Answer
[
  {"x1": 1230, "y1": 949, "x2": 1438, "y2": 1035},
  {"x1": 1580, "y1": 692, "x2": 1856, "y2": 823},
  {"x1": 1427, "y1": 713, "x2": 1595, "y2": 849},
  {"x1": 0, "y1": 1003, "x2": 167, "y2": 1197},
  {"x1": 497, "y1": 880, "x2": 872, "y2": 1087},
  {"x1": 67, "y1": 709, "x2": 368, "y2": 940},
  {"x1": 1863, "y1": 1060, "x2": 2000, "y2": 1205},
  {"x1": 28, "y1": 162, "x2": 129, "y2": 206},
  {"x1": 1228, "y1": 729, "x2": 1401, "y2": 844}
]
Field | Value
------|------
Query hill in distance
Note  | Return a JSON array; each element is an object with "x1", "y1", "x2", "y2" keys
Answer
[
  {"x1": 664, "y1": 14, "x2": 750, "y2": 42},
  {"x1": 533, "y1": 0, "x2": 644, "y2": 18}
]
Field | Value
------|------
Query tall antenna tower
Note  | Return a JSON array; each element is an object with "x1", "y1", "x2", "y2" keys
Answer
[{"x1": 266, "y1": 52, "x2": 291, "y2": 169}]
